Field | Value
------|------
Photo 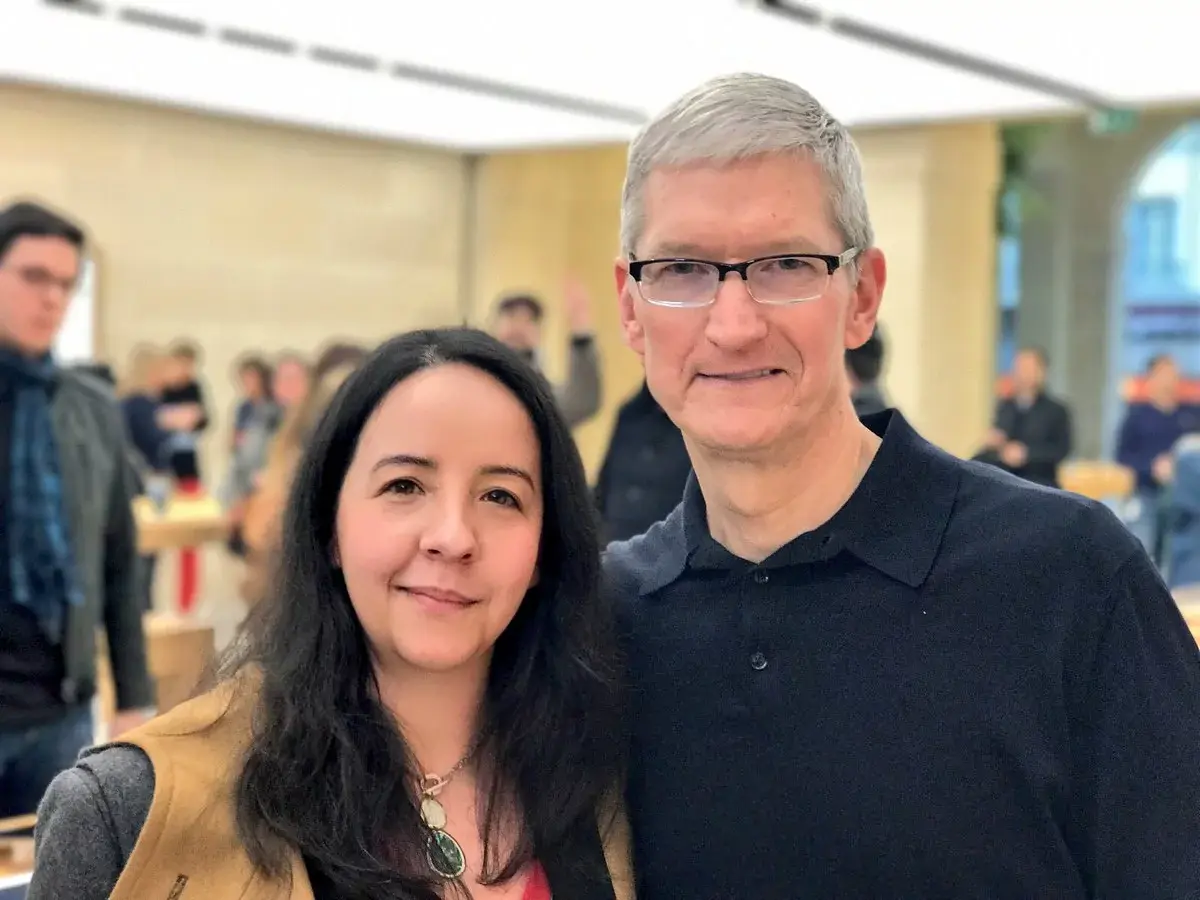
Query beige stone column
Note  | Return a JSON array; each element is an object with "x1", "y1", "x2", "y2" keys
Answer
[{"x1": 856, "y1": 122, "x2": 1002, "y2": 458}]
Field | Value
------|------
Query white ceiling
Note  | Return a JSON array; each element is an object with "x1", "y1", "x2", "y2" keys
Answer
[
  {"x1": 825, "y1": 0, "x2": 1200, "y2": 107},
  {"x1": 2, "y1": 0, "x2": 1194, "y2": 152}
]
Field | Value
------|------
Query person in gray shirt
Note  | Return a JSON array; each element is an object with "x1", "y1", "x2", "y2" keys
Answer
[{"x1": 492, "y1": 280, "x2": 602, "y2": 428}]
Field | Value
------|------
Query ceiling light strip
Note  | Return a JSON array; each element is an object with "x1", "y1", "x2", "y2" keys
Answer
[
  {"x1": 117, "y1": 5, "x2": 206, "y2": 38},
  {"x1": 37, "y1": 0, "x2": 647, "y2": 126},
  {"x1": 756, "y1": 0, "x2": 1117, "y2": 110},
  {"x1": 218, "y1": 27, "x2": 297, "y2": 57}
]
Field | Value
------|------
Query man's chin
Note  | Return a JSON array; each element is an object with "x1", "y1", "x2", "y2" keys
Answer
[{"x1": 687, "y1": 415, "x2": 786, "y2": 457}]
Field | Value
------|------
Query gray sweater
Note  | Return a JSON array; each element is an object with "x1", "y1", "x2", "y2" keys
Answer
[
  {"x1": 29, "y1": 746, "x2": 154, "y2": 900},
  {"x1": 553, "y1": 336, "x2": 602, "y2": 428}
]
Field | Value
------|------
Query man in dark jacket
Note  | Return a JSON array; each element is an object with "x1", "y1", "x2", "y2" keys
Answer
[
  {"x1": 0, "y1": 200, "x2": 152, "y2": 819},
  {"x1": 594, "y1": 381, "x2": 692, "y2": 542},
  {"x1": 846, "y1": 327, "x2": 889, "y2": 417},
  {"x1": 975, "y1": 346, "x2": 1072, "y2": 487}
]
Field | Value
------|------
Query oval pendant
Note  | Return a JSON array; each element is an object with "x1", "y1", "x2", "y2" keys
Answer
[
  {"x1": 420, "y1": 796, "x2": 447, "y2": 830},
  {"x1": 426, "y1": 828, "x2": 467, "y2": 879}
]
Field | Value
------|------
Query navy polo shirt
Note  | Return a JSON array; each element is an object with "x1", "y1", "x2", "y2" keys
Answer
[{"x1": 606, "y1": 411, "x2": 1200, "y2": 899}]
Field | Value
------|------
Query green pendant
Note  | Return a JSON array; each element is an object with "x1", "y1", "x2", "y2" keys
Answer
[{"x1": 426, "y1": 828, "x2": 467, "y2": 879}]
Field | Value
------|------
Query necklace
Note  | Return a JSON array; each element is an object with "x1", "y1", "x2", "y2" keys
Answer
[{"x1": 418, "y1": 746, "x2": 475, "y2": 880}]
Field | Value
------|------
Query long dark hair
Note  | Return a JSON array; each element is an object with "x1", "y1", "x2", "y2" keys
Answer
[{"x1": 216, "y1": 328, "x2": 622, "y2": 898}]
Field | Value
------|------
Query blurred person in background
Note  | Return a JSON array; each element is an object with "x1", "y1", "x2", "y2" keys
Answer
[
  {"x1": 1167, "y1": 432, "x2": 1200, "y2": 588},
  {"x1": 223, "y1": 352, "x2": 308, "y2": 557},
  {"x1": 229, "y1": 354, "x2": 274, "y2": 453},
  {"x1": 31, "y1": 328, "x2": 630, "y2": 900},
  {"x1": 974, "y1": 346, "x2": 1072, "y2": 487},
  {"x1": 117, "y1": 345, "x2": 173, "y2": 475},
  {"x1": 845, "y1": 325, "x2": 888, "y2": 417},
  {"x1": 605, "y1": 73, "x2": 1200, "y2": 898},
  {"x1": 1116, "y1": 353, "x2": 1200, "y2": 564},
  {"x1": 492, "y1": 280, "x2": 602, "y2": 427},
  {"x1": 238, "y1": 343, "x2": 367, "y2": 607},
  {"x1": 117, "y1": 345, "x2": 175, "y2": 613},
  {"x1": 593, "y1": 380, "x2": 690, "y2": 543},
  {"x1": 159, "y1": 339, "x2": 211, "y2": 612},
  {"x1": 0, "y1": 200, "x2": 152, "y2": 820},
  {"x1": 158, "y1": 340, "x2": 209, "y2": 486}
]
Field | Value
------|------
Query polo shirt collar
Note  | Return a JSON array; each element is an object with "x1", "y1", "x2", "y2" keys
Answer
[{"x1": 660, "y1": 410, "x2": 956, "y2": 589}]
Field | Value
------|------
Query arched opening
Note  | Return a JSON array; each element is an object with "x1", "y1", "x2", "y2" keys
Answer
[{"x1": 1110, "y1": 123, "x2": 1200, "y2": 427}]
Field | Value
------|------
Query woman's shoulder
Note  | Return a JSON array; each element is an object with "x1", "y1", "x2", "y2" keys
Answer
[{"x1": 30, "y1": 746, "x2": 155, "y2": 900}]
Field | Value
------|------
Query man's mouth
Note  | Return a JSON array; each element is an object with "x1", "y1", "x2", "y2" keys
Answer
[{"x1": 698, "y1": 368, "x2": 785, "y2": 382}]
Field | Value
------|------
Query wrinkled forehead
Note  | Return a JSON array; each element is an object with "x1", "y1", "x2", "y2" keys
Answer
[{"x1": 637, "y1": 156, "x2": 843, "y2": 259}]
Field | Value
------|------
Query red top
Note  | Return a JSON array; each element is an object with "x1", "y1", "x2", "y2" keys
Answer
[{"x1": 521, "y1": 861, "x2": 551, "y2": 900}]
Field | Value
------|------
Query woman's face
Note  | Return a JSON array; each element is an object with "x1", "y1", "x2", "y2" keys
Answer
[
  {"x1": 240, "y1": 366, "x2": 265, "y2": 400},
  {"x1": 335, "y1": 364, "x2": 543, "y2": 677}
]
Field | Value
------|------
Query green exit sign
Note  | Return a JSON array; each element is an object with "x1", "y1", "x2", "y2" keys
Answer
[{"x1": 1089, "y1": 108, "x2": 1139, "y2": 135}]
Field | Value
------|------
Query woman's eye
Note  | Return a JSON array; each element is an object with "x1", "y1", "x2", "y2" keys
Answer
[
  {"x1": 383, "y1": 478, "x2": 421, "y2": 496},
  {"x1": 483, "y1": 489, "x2": 520, "y2": 509}
]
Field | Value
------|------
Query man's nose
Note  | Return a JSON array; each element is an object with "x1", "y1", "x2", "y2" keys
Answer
[{"x1": 703, "y1": 273, "x2": 769, "y2": 350}]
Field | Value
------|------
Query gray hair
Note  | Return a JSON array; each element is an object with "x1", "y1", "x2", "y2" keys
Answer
[{"x1": 620, "y1": 73, "x2": 873, "y2": 259}]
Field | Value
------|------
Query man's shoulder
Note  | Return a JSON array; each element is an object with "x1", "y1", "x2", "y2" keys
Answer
[
  {"x1": 53, "y1": 368, "x2": 127, "y2": 447},
  {"x1": 58, "y1": 366, "x2": 117, "y2": 403},
  {"x1": 952, "y1": 454, "x2": 1141, "y2": 567},
  {"x1": 602, "y1": 508, "x2": 687, "y2": 600},
  {"x1": 1043, "y1": 393, "x2": 1071, "y2": 415}
]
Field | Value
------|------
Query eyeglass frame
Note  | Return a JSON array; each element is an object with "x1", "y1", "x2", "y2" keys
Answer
[
  {"x1": 627, "y1": 247, "x2": 860, "y2": 308},
  {"x1": 0, "y1": 264, "x2": 78, "y2": 297}
]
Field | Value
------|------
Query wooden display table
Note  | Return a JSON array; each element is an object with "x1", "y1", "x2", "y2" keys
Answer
[
  {"x1": 135, "y1": 494, "x2": 229, "y2": 553},
  {"x1": 0, "y1": 815, "x2": 34, "y2": 885},
  {"x1": 97, "y1": 613, "x2": 217, "y2": 724}
]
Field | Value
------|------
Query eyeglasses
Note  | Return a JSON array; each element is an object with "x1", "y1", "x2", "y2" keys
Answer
[
  {"x1": 628, "y1": 248, "x2": 860, "y2": 309},
  {"x1": 0, "y1": 265, "x2": 77, "y2": 296}
]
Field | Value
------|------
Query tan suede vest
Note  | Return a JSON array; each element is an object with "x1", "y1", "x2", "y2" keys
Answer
[{"x1": 109, "y1": 682, "x2": 634, "y2": 900}]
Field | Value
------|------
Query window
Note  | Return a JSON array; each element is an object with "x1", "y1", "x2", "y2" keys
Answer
[{"x1": 1125, "y1": 196, "x2": 1179, "y2": 289}]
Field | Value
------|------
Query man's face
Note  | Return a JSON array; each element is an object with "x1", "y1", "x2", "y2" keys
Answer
[
  {"x1": 493, "y1": 308, "x2": 541, "y2": 354},
  {"x1": 0, "y1": 235, "x2": 80, "y2": 356},
  {"x1": 1149, "y1": 358, "x2": 1180, "y2": 398},
  {"x1": 616, "y1": 153, "x2": 885, "y2": 457},
  {"x1": 1012, "y1": 351, "x2": 1046, "y2": 394}
]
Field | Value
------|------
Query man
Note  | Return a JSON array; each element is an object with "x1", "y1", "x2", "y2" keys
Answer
[
  {"x1": 593, "y1": 380, "x2": 691, "y2": 542},
  {"x1": 845, "y1": 325, "x2": 889, "y2": 416},
  {"x1": 1116, "y1": 353, "x2": 1200, "y2": 564},
  {"x1": 492, "y1": 279, "x2": 602, "y2": 427},
  {"x1": 605, "y1": 74, "x2": 1200, "y2": 898},
  {"x1": 975, "y1": 346, "x2": 1073, "y2": 487},
  {"x1": 0, "y1": 201, "x2": 152, "y2": 819}
]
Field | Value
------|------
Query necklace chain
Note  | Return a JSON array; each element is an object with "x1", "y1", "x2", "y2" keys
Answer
[{"x1": 419, "y1": 741, "x2": 478, "y2": 798}]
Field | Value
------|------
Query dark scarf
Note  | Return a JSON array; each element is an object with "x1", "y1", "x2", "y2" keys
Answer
[{"x1": 0, "y1": 348, "x2": 83, "y2": 641}]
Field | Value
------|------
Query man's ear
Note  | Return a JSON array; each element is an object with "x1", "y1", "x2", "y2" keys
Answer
[
  {"x1": 615, "y1": 258, "x2": 646, "y2": 357},
  {"x1": 845, "y1": 247, "x2": 886, "y2": 350}
]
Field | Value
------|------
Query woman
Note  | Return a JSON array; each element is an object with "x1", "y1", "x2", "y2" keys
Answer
[
  {"x1": 239, "y1": 344, "x2": 366, "y2": 605},
  {"x1": 30, "y1": 328, "x2": 631, "y2": 900},
  {"x1": 117, "y1": 344, "x2": 173, "y2": 473},
  {"x1": 230, "y1": 354, "x2": 275, "y2": 450}
]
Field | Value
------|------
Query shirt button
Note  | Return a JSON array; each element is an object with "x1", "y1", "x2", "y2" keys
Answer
[
  {"x1": 753, "y1": 570, "x2": 769, "y2": 584},
  {"x1": 750, "y1": 651, "x2": 768, "y2": 671}
]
